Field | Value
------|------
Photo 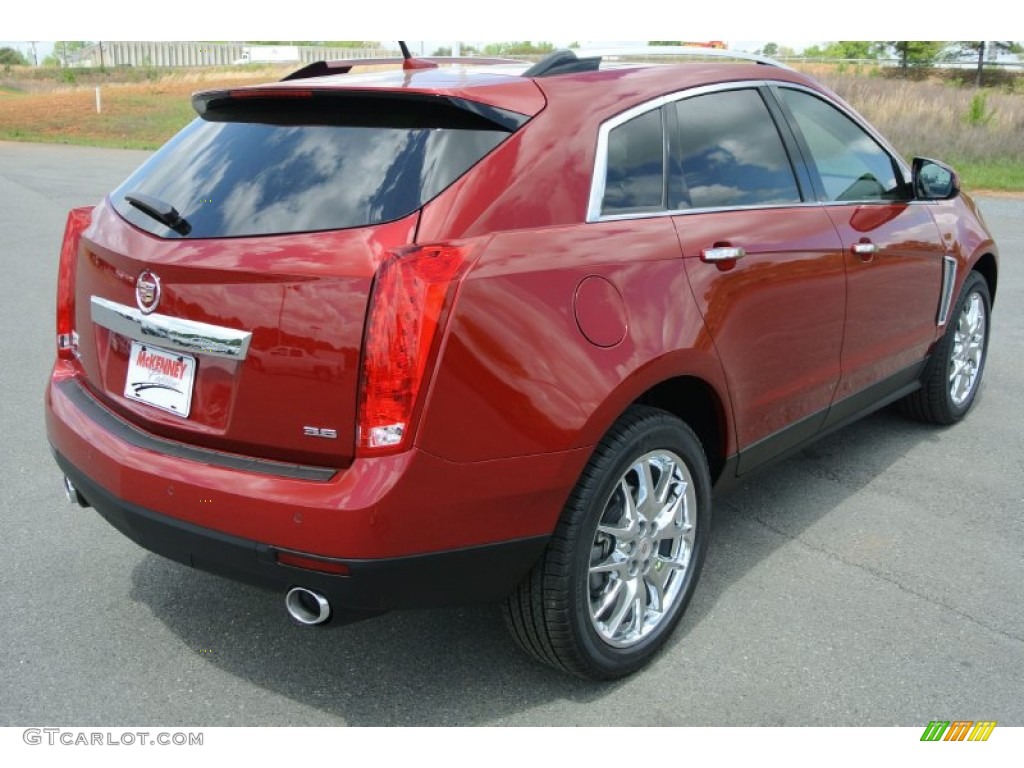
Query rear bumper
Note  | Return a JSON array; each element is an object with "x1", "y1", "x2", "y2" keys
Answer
[
  {"x1": 46, "y1": 367, "x2": 586, "y2": 610},
  {"x1": 54, "y1": 450, "x2": 547, "y2": 612}
]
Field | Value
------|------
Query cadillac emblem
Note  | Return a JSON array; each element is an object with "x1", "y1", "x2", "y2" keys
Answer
[{"x1": 135, "y1": 270, "x2": 161, "y2": 315}]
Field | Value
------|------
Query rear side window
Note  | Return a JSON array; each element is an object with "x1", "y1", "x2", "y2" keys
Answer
[
  {"x1": 601, "y1": 108, "x2": 665, "y2": 215},
  {"x1": 779, "y1": 88, "x2": 905, "y2": 202},
  {"x1": 110, "y1": 94, "x2": 518, "y2": 238},
  {"x1": 674, "y1": 89, "x2": 801, "y2": 209}
]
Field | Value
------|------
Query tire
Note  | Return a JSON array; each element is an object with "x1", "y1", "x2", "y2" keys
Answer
[
  {"x1": 901, "y1": 271, "x2": 991, "y2": 425},
  {"x1": 503, "y1": 405, "x2": 711, "y2": 680}
]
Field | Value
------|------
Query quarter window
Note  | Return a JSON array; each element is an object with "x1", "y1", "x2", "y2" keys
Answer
[
  {"x1": 601, "y1": 108, "x2": 665, "y2": 215},
  {"x1": 779, "y1": 88, "x2": 906, "y2": 202},
  {"x1": 674, "y1": 89, "x2": 801, "y2": 209}
]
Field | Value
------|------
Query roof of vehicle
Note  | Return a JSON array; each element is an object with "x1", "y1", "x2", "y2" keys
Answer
[{"x1": 195, "y1": 62, "x2": 825, "y2": 122}]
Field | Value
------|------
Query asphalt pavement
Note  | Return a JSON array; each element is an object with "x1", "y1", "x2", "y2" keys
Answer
[{"x1": 1, "y1": 140, "x2": 1022, "y2": 726}]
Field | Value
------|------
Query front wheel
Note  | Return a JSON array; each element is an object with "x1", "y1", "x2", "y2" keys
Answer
[
  {"x1": 504, "y1": 405, "x2": 711, "y2": 679},
  {"x1": 901, "y1": 271, "x2": 991, "y2": 425}
]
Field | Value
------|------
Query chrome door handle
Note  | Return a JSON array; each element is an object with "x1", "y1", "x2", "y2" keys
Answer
[
  {"x1": 701, "y1": 246, "x2": 746, "y2": 263},
  {"x1": 852, "y1": 242, "x2": 880, "y2": 256}
]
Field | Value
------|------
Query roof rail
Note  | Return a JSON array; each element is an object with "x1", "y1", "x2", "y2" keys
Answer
[
  {"x1": 280, "y1": 44, "x2": 792, "y2": 83},
  {"x1": 572, "y1": 45, "x2": 794, "y2": 71}
]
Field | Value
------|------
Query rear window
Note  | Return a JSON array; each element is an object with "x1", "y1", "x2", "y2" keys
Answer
[{"x1": 110, "y1": 93, "x2": 519, "y2": 238}]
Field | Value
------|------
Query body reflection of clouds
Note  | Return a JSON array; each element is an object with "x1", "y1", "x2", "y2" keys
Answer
[{"x1": 112, "y1": 119, "x2": 505, "y2": 239}]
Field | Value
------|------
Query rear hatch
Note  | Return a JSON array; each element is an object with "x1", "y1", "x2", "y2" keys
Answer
[{"x1": 72, "y1": 86, "x2": 530, "y2": 467}]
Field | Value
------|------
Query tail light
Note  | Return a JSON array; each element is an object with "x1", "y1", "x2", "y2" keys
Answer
[
  {"x1": 56, "y1": 207, "x2": 93, "y2": 360},
  {"x1": 357, "y1": 244, "x2": 474, "y2": 456}
]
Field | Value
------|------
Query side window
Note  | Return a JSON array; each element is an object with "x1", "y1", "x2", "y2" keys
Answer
[
  {"x1": 674, "y1": 89, "x2": 801, "y2": 209},
  {"x1": 601, "y1": 108, "x2": 665, "y2": 215},
  {"x1": 779, "y1": 88, "x2": 906, "y2": 202}
]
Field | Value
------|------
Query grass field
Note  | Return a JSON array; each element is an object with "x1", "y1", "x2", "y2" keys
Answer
[
  {"x1": 0, "y1": 68, "x2": 287, "y2": 149},
  {"x1": 818, "y1": 72, "x2": 1024, "y2": 191},
  {"x1": 1, "y1": 63, "x2": 1022, "y2": 191}
]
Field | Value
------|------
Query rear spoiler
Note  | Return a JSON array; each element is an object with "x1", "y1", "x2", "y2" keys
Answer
[{"x1": 191, "y1": 88, "x2": 531, "y2": 132}]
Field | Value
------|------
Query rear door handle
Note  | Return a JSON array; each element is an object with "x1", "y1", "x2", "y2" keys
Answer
[
  {"x1": 701, "y1": 246, "x2": 746, "y2": 263},
  {"x1": 852, "y1": 242, "x2": 880, "y2": 256}
]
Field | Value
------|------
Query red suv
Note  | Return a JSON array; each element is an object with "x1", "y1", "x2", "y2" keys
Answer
[{"x1": 45, "y1": 47, "x2": 997, "y2": 679}]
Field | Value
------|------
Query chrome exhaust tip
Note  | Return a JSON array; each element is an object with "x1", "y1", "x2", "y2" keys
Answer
[
  {"x1": 285, "y1": 587, "x2": 331, "y2": 626},
  {"x1": 63, "y1": 476, "x2": 89, "y2": 508}
]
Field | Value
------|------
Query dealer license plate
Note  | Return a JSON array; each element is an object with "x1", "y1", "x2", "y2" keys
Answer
[{"x1": 124, "y1": 341, "x2": 196, "y2": 418}]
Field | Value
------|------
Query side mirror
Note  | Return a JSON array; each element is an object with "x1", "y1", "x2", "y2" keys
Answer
[{"x1": 912, "y1": 157, "x2": 960, "y2": 201}]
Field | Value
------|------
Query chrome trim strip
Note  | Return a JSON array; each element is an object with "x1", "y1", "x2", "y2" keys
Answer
[
  {"x1": 587, "y1": 95, "x2": 672, "y2": 222},
  {"x1": 937, "y1": 255, "x2": 958, "y2": 326},
  {"x1": 91, "y1": 296, "x2": 252, "y2": 361},
  {"x1": 589, "y1": 199, "x2": 932, "y2": 225},
  {"x1": 575, "y1": 46, "x2": 795, "y2": 71},
  {"x1": 586, "y1": 80, "x2": 915, "y2": 224},
  {"x1": 587, "y1": 80, "x2": 774, "y2": 223}
]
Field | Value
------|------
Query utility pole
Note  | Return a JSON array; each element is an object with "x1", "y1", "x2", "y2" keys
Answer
[
  {"x1": 29, "y1": 41, "x2": 38, "y2": 66},
  {"x1": 99, "y1": 41, "x2": 105, "y2": 70}
]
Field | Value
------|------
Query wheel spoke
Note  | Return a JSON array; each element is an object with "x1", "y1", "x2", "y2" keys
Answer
[
  {"x1": 593, "y1": 578, "x2": 625, "y2": 620},
  {"x1": 645, "y1": 558, "x2": 676, "y2": 610},
  {"x1": 638, "y1": 460, "x2": 656, "y2": 514},
  {"x1": 590, "y1": 551, "x2": 628, "y2": 576},
  {"x1": 652, "y1": 485, "x2": 685, "y2": 534},
  {"x1": 966, "y1": 296, "x2": 983, "y2": 334},
  {"x1": 597, "y1": 478, "x2": 638, "y2": 540},
  {"x1": 652, "y1": 458, "x2": 675, "y2": 504},
  {"x1": 632, "y1": 582, "x2": 648, "y2": 634},
  {"x1": 605, "y1": 578, "x2": 638, "y2": 637}
]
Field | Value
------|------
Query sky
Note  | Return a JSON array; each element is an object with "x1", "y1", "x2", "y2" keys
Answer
[
  {"x1": 1, "y1": 40, "x2": 825, "y2": 64},
  {"x1": 3, "y1": 0, "x2": 1007, "y2": 53},
  {"x1": 5, "y1": 40, "x2": 1020, "y2": 67}
]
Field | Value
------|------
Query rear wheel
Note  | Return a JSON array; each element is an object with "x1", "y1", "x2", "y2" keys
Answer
[
  {"x1": 504, "y1": 405, "x2": 711, "y2": 679},
  {"x1": 902, "y1": 271, "x2": 991, "y2": 424}
]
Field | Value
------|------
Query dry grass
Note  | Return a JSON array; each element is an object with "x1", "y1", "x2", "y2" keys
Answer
[
  {"x1": 1, "y1": 65, "x2": 1022, "y2": 188},
  {"x1": 0, "y1": 71, "x2": 289, "y2": 148},
  {"x1": 819, "y1": 73, "x2": 1024, "y2": 165}
]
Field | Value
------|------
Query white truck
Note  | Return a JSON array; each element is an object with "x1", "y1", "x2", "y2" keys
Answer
[{"x1": 233, "y1": 46, "x2": 301, "y2": 65}]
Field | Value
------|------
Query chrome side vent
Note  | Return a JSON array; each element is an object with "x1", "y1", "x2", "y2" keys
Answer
[{"x1": 937, "y1": 255, "x2": 958, "y2": 326}]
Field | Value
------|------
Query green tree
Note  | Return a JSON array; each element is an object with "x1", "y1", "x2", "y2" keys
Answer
[
  {"x1": 53, "y1": 41, "x2": 91, "y2": 66},
  {"x1": 0, "y1": 46, "x2": 28, "y2": 66},
  {"x1": 801, "y1": 41, "x2": 883, "y2": 60},
  {"x1": 884, "y1": 41, "x2": 945, "y2": 75},
  {"x1": 950, "y1": 41, "x2": 1024, "y2": 87},
  {"x1": 829, "y1": 41, "x2": 883, "y2": 59},
  {"x1": 431, "y1": 44, "x2": 479, "y2": 57},
  {"x1": 482, "y1": 41, "x2": 555, "y2": 56},
  {"x1": 761, "y1": 42, "x2": 779, "y2": 57}
]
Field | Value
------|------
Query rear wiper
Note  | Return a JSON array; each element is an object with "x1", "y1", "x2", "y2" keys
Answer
[{"x1": 124, "y1": 193, "x2": 192, "y2": 236}]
